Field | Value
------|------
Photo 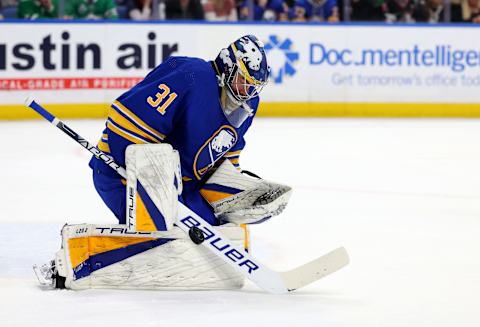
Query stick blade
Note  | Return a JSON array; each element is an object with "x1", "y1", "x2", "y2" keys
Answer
[{"x1": 281, "y1": 247, "x2": 349, "y2": 292}]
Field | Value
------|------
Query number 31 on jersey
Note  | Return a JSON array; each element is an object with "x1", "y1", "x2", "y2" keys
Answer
[{"x1": 147, "y1": 83, "x2": 177, "y2": 115}]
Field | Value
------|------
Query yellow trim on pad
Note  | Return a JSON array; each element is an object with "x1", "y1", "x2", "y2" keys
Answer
[
  {"x1": 135, "y1": 192, "x2": 158, "y2": 232},
  {"x1": 240, "y1": 224, "x2": 249, "y2": 252},
  {"x1": 68, "y1": 237, "x2": 89, "y2": 269},
  {"x1": 68, "y1": 236, "x2": 155, "y2": 268},
  {"x1": 4, "y1": 102, "x2": 480, "y2": 119},
  {"x1": 200, "y1": 189, "x2": 233, "y2": 203}
]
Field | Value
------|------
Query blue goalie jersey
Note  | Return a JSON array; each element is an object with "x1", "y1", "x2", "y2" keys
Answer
[
  {"x1": 89, "y1": 56, "x2": 259, "y2": 226},
  {"x1": 94, "y1": 56, "x2": 259, "y2": 182}
]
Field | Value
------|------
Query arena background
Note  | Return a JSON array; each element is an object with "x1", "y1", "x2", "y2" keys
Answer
[
  {"x1": 2, "y1": 10, "x2": 480, "y2": 327},
  {"x1": 2, "y1": 21, "x2": 480, "y2": 119}
]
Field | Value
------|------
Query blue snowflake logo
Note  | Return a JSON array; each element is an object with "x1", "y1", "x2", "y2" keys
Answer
[{"x1": 263, "y1": 35, "x2": 299, "y2": 84}]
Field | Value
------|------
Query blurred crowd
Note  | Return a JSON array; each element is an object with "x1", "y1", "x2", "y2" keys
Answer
[{"x1": 0, "y1": 0, "x2": 479, "y2": 23}]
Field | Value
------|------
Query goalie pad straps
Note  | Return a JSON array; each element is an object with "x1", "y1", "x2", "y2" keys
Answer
[
  {"x1": 57, "y1": 224, "x2": 246, "y2": 291},
  {"x1": 126, "y1": 144, "x2": 182, "y2": 232},
  {"x1": 200, "y1": 160, "x2": 293, "y2": 224}
]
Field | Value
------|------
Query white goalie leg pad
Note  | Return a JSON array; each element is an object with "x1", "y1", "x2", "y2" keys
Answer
[
  {"x1": 126, "y1": 144, "x2": 182, "y2": 232},
  {"x1": 200, "y1": 160, "x2": 293, "y2": 224},
  {"x1": 56, "y1": 224, "x2": 246, "y2": 291}
]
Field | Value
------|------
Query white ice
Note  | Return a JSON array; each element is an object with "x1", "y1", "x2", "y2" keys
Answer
[{"x1": 1, "y1": 118, "x2": 479, "y2": 327}]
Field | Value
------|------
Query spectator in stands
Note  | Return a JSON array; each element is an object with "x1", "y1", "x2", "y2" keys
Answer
[
  {"x1": 277, "y1": 9, "x2": 290, "y2": 20},
  {"x1": 411, "y1": 1, "x2": 431, "y2": 21},
  {"x1": 238, "y1": 0, "x2": 293, "y2": 21},
  {"x1": 1, "y1": 0, "x2": 19, "y2": 18},
  {"x1": 66, "y1": 0, "x2": 119, "y2": 19},
  {"x1": 127, "y1": 0, "x2": 149, "y2": 20},
  {"x1": 127, "y1": 0, "x2": 165, "y2": 20},
  {"x1": 237, "y1": 1, "x2": 249, "y2": 20},
  {"x1": 165, "y1": 0, "x2": 204, "y2": 19},
  {"x1": 2, "y1": 0, "x2": 18, "y2": 6},
  {"x1": 411, "y1": 0, "x2": 440, "y2": 22},
  {"x1": 17, "y1": 0, "x2": 59, "y2": 18},
  {"x1": 384, "y1": 0, "x2": 414, "y2": 22},
  {"x1": 295, "y1": 0, "x2": 339, "y2": 22},
  {"x1": 203, "y1": 0, "x2": 237, "y2": 21},
  {"x1": 351, "y1": 0, "x2": 387, "y2": 21},
  {"x1": 461, "y1": 0, "x2": 480, "y2": 22},
  {"x1": 449, "y1": 0, "x2": 464, "y2": 22},
  {"x1": 291, "y1": 3, "x2": 307, "y2": 20},
  {"x1": 271, "y1": 0, "x2": 295, "y2": 21},
  {"x1": 238, "y1": 0, "x2": 269, "y2": 20}
]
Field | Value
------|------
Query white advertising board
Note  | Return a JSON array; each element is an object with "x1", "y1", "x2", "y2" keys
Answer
[{"x1": 1, "y1": 22, "x2": 480, "y2": 117}]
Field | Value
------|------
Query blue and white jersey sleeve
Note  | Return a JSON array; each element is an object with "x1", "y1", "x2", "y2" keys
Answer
[
  {"x1": 113, "y1": 60, "x2": 189, "y2": 141},
  {"x1": 105, "y1": 58, "x2": 191, "y2": 164}
]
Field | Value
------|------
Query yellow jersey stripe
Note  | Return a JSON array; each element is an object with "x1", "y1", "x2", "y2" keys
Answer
[
  {"x1": 107, "y1": 121, "x2": 147, "y2": 145},
  {"x1": 228, "y1": 158, "x2": 239, "y2": 165},
  {"x1": 113, "y1": 101, "x2": 166, "y2": 141},
  {"x1": 109, "y1": 106, "x2": 160, "y2": 144},
  {"x1": 225, "y1": 150, "x2": 241, "y2": 157},
  {"x1": 108, "y1": 118, "x2": 153, "y2": 143},
  {"x1": 97, "y1": 140, "x2": 110, "y2": 153}
]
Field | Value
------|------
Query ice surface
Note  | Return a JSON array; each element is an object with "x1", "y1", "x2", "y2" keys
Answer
[{"x1": 1, "y1": 118, "x2": 479, "y2": 327}]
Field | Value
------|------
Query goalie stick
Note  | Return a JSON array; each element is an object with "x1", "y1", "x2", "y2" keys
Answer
[{"x1": 25, "y1": 97, "x2": 349, "y2": 294}]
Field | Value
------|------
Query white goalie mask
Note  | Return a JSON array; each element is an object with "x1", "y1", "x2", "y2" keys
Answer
[{"x1": 213, "y1": 35, "x2": 270, "y2": 127}]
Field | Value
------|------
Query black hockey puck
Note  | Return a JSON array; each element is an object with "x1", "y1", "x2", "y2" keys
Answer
[{"x1": 189, "y1": 226, "x2": 205, "y2": 245}]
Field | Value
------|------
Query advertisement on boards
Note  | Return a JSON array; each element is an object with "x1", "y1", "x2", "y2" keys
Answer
[{"x1": 1, "y1": 23, "x2": 480, "y2": 117}]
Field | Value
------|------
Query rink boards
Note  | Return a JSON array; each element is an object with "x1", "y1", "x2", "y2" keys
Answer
[{"x1": 1, "y1": 21, "x2": 480, "y2": 118}]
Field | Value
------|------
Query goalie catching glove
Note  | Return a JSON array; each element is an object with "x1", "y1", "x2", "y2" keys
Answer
[{"x1": 200, "y1": 159, "x2": 292, "y2": 224}]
